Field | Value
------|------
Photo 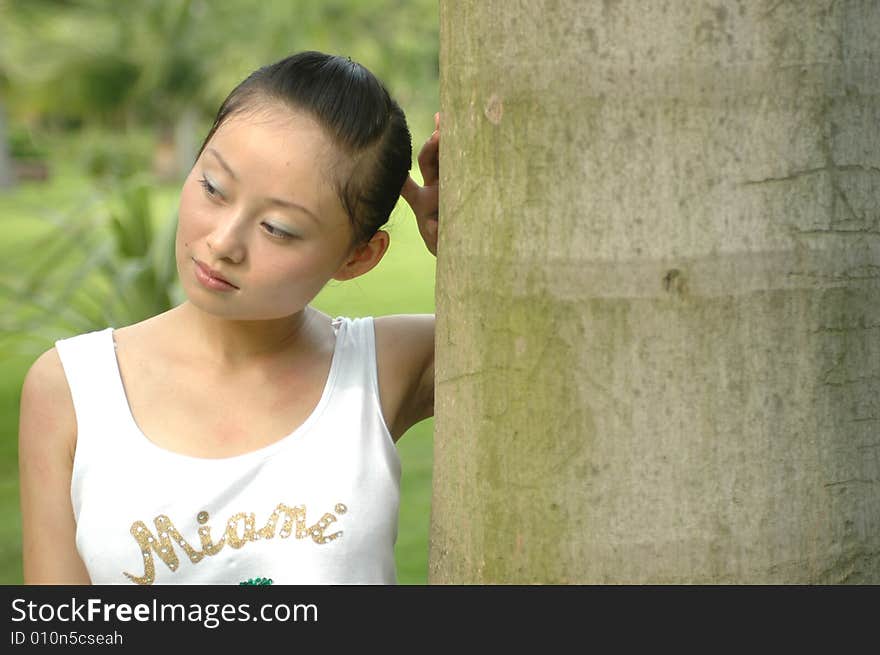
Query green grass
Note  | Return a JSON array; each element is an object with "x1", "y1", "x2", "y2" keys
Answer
[{"x1": 0, "y1": 160, "x2": 436, "y2": 585}]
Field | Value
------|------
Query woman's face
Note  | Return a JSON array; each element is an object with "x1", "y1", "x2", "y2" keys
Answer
[{"x1": 175, "y1": 104, "x2": 356, "y2": 321}]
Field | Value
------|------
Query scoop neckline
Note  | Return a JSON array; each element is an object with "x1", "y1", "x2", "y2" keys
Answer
[{"x1": 103, "y1": 318, "x2": 346, "y2": 466}]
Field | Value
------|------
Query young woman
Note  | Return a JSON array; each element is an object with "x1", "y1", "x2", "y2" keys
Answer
[{"x1": 18, "y1": 51, "x2": 440, "y2": 585}]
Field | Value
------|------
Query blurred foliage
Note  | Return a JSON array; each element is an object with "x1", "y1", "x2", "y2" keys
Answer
[
  {"x1": 6, "y1": 124, "x2": 47, "y2": 160},
  {"x1": 0, "y1": 176, "x2": 182, "y2": 353},
  {"x1": 0, "y1": 0, "x2": 439, "y2": 130},
  {"x1": 78, "y1": 129, "x2": 153, "y2": 180}
]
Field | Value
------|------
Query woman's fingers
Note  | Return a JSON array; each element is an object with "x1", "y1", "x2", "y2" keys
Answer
[
  {"x1": 400, "y1": 113, "x2": 441, "y2": 256},
  {"x1": 417, "y1": 130, "x2": 439, "y2": 187}
]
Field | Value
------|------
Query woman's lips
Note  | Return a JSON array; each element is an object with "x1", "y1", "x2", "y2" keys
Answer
[{"x1": 193, "y1": 258, "x2": 238, "y2": 291}]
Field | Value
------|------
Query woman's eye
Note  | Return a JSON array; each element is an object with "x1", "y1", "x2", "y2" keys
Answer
[
  {"x1": 198, "y1": 176, "x2": 219, "y2": 197},
  {"x1": 262, "y1": 222, "x2": 294, "y2": 240}
]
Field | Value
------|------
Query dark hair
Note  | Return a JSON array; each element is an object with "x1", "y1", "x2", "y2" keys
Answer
[{"x1": 196, "y1": 51, "x2": 412, "y2": 245}]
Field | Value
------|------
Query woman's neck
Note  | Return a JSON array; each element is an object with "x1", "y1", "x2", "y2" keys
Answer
[{"x1": 169, "y1": 301, "x2": 320, "y2": 371}]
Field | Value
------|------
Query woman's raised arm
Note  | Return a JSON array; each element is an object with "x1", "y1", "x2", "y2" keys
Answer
[{"x1": 375, "y1": 113, "x2": 440, "y2": 442}]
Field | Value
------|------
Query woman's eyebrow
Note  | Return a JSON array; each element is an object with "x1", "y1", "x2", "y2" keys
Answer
[
  {"x1": 206, "y1": 147, "x2": 320, "y2": 224},
  {"x1": 208, "y1": 147, "x2": 238, "y2": 181},
  {"x1": 266, "y1": 196, "x2": 320, "y2": 224}
]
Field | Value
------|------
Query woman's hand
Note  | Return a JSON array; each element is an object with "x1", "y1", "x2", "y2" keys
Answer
[{"x1": 401, "y1": 112, "x2": 440, "y2": 256}]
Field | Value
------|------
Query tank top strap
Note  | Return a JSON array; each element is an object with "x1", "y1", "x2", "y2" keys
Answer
[
  {"x1": 333, "y1": 316, "x2": 393, "y2": 445},
  {"x1": 331, "y1": 316, "x2": 384, "y2": 410},
  {"x1": 54, "y1": 327, "x2": 130, "y2": 453}
]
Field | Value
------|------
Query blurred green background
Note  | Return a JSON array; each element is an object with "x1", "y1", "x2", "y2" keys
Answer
[{"x1": 0, "y1": 0, "x2": 438, "y2": 584}]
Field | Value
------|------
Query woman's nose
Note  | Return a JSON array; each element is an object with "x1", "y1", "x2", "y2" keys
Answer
[{"x1": 206, "y1": 210, "x2": 247, "y2": 263}]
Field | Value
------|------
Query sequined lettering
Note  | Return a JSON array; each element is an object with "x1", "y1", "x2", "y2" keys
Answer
[
  {"x1": 123, "y1": 501, "x2": 347, "y2": 585},
  {"x1": 123, "y1": 515, "x2": 205, "y2": 585}
]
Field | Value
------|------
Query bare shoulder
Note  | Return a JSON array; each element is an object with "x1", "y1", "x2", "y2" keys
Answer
[
  {"x1": 373, "y1": 314, "x2": 434, "y2": 353},
  {"x1": 20, "y1": 346, "x2": 77, "y2": 460},
  {"x1": 372, "y1": 314, "x2": 435, "y2": 442},
  {"x1": 373, "y1": 314, "x2": 434, "y2": 383},
  {"x1": 19, "y1": 346, "x2": 91, "y2": 584},
  {"x1": 112, "y1": 308, "x2": 174, "y2": 356},
  {"x1": 23, "y1": 345, "x2": 68, "y2": 389}
]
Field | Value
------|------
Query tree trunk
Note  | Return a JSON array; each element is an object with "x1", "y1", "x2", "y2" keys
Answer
[
  {"x1": 0, "y1": 98, "x2": 15, "y2": 188},
  {"x1": 174, "y1": 105, "x2": 199, "y2": 179},
  {"x1": 431, "y1": 0, "x2": 880, "y2": 583}
]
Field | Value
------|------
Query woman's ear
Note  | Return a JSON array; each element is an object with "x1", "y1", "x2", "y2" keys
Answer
[{"x1": 332, "y1": 230, "x2": 390, "y2": 281}]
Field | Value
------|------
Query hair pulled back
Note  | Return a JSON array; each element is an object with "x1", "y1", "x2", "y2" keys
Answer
[{"x1": 196, "y1": 51, "x2": 412, "y2": 245}]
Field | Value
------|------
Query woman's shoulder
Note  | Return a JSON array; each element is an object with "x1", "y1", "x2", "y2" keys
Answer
[
  {"x1": 111, "y1": 307, "x2": 175, "y2": 344},
  {"x1": 23, "y1": 344, "x2": 69, "y2": 394},
  {"x1": 46, "y1": 313, "x2": 168, "y2": 406},
  {"x1": 109, "y1": 306, "x2": 194, "y2": 364},
  {"x1": 373, "y1": 314, "x2": 434, "y2": 347},
  {"x1": 372, "y1": 314, "x2": 434, "y2": 388},
  {"x1": 20, "y1": 345, "x2": 77, "y2": 461},
  {"x1": 27, "y1": 320, "x2": 120, "y2": 415},
  {"x1": 326, "y1": 312, "x2": 432, "y2": 358}
]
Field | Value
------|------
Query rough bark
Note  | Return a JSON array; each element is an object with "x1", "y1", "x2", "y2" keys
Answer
[{"x1": 431, "y1": 0, "x2": 880, "y2": 583}]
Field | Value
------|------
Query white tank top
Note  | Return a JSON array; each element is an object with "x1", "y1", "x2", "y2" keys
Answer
[{"x1": 54, "y1": 316, "x2": 401, "y2": 585}]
